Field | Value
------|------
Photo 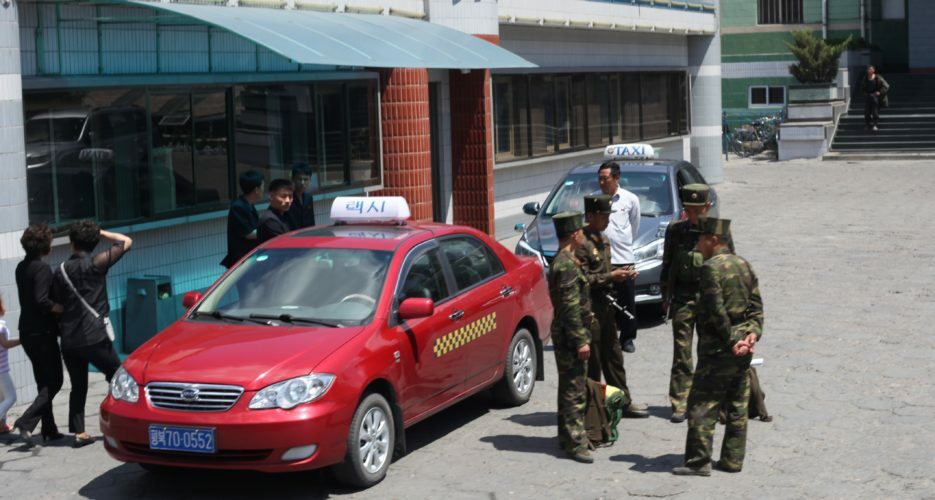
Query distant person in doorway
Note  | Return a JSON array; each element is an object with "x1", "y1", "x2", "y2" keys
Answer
[
  {"x1": 287, "y1": 164, "x2": 317, "y2": 229},
  {"x1": 221, "y1": 170, "x2": 264, "y2": 269},
  {"x1": 258, "y1": 178, "x2": 295, "y2": 244},
  {"x1": 52, "y1": 221, "x2": 132, "y2": 448},
  {"x1": 862, "y1": 64, "x2": 889, "y2": 131},
  {"x1": 13, "y1": 224, "x2": 65, "y2": 447}
]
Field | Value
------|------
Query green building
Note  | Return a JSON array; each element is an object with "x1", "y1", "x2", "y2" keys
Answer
[{"x1": 720, "y1": 0, "x2": 919, "y2": 123}]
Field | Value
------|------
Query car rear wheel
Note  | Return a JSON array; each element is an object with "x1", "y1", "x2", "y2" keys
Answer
[
  {"x1": 333, "y1": 393, "x2": 394, "y2": 488},
  {"x1": 493, "y1": 328, "x2": 536, "y2": 406}
]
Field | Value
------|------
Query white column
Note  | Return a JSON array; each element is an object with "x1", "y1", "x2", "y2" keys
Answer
[
  {"x1": 0, "y1": 0, "x2": 37, "y2": 401},
  {"x1": 688, "y1": 0, "x2": 724, "y2": 183}
]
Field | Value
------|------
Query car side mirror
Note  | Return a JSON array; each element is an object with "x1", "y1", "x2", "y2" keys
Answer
[
  {"x1": 514, "y1": 223, "x2": 526, "y2": 233},
  {"x1": 522, "y1": 202, "x2": 540, "y2": 216},
  {"x1": 398, "y1": 298, "x2": 434, "y2": 320},
  {"x1": 182, "y1": 291, "x2": 203, "y2": 310}
]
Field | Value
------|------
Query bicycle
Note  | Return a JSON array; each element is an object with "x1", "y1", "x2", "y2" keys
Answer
[{"x1": 727, "y1": 115, "x2": 781, "y2": 158}]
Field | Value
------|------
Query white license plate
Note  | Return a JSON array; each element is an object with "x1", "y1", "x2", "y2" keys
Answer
[{"x1": 149, "y1": 425, "x2": 216, "y2": 454}]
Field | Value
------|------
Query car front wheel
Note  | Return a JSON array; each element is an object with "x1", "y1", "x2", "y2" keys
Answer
[
  {"x1": 493, "y1": 328, "x2": 536, "y2": 406},
  {"x1": 333, "y1": 392, "x2": 395, "y2": 488}
]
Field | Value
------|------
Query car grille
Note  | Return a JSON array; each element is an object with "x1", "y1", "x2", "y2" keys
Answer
[
  {"x1": 146, "y1": 382, "x2": 243, "y2": 412},
  {"x1": 122, "y1": 442, "x2": 272, "y2": 462}
]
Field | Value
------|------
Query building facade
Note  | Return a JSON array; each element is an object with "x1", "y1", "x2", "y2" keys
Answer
[
  {"x1": 720, "y1": 0, "x2": 935, "y2": 123},
  {"x1": 0, "y1": 0, "x2": 721, "y2": 398}
]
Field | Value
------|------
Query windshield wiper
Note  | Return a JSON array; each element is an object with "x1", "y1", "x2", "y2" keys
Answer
[
  {"x1": 192, "y1": 311, "x2": 270, "y2": 325},
  {"x1": 642, "y1": 212, "x2": 659, "y2": 217},
  {"x1": 248, "y1": 313, "x2": 341, "y2": 328}
]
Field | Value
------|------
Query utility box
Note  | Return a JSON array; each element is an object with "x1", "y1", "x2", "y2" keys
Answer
[{"x1": 124, "y1": 275, "x2": 176, "y2": 353}]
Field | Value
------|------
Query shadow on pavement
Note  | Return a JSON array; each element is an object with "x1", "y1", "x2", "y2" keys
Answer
[
  {"x1": 609, "y1": 452, "x2": 683, "y2": 473},
  {"x1": 77, "y1": 394, "x2": 495, "y2": 499},
  {"x1": 646, "y1": 405, "x2": 675, "y2": 421},
  {"x1": 478, "y1": 434, "x2": 565, "y2": 459},
  {"x1": 505, "y1": 411, "x2": 554, "y2": 428}
]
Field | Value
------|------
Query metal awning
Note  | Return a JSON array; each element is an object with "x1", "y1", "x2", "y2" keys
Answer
[{"x1": 125, "y1": 1, "x2": 535, "y2": 69}]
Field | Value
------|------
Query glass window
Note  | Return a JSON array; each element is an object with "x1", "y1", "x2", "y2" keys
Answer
[
  {"x1": 750, "y1": 86, "x2": 785, "y2": 106},
  {"x1": 25, "y1": 78, "x2": 379, "y2": 229},
  {"x1": 620, "y1": 73, "x2": 641, "y2": 141},
  {"x1": 529, "y1": 75, "x2": 556, "y2": 155},
  {"x1": 348, "y1": 83, "x2": 379, "y2": 185},
  {"x1": 587, "y1": 74, "x2": 612, "y2": 147},
  {"x1": 571, "y1": 75, "x2": 587, "y2": 149},
  {"x1": 439, "y1": 237, "x2": 503, "y2": 291},
  {"x1": 554, "y1": 76, "x2": 571, "y2": 150},
  {"x1": 494, "y1": 76, "x2": 531, "y2": 161},
  {"x1": 400, "y1": 251, "x2": 450, "y2": 302},
  {"x1": 195, "y1": 247, "x2": 392, "y2": 326},
  {"x1": 640, "y1": 73, "x2": 669, "y2": 139},
  {"x1": 234, "y1": 84, "x2": 316, "y2": 191},
  {"x1": 758, "y1": 0, "x2": 803, "y2": 24},
  {"x1": 24, "y1": 89, "x2": 150, "y2": 226}
]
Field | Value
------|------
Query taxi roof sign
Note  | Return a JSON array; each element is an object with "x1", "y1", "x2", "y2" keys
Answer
[
  {"x1": 331, "y1": 196, "x2": 411, "y2": 224},
  {"x1": 603, "y1": 143, "x2": 656, "y2": 161}
]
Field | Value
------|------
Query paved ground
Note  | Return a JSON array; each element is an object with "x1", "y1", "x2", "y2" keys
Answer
[{"x1": 3, "y1": 157, "x2": 934, "y2": 499}]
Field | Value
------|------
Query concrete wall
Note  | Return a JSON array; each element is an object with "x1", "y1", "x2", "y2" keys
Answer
[{"x1": 498, "y1": 25, "x2": 689, "y2": 69}]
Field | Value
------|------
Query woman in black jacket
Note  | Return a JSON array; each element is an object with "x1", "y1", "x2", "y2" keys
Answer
[{"x1": 13, "y1": 224, "x2": 65, "y2": 447}]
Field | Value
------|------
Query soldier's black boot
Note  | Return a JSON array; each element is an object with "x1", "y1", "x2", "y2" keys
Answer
[{"x1": 672, "y1": 463, "x2": 711, "y2": 476}]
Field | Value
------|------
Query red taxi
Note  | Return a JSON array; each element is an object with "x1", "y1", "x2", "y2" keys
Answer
[{"x1": 100, "y1": 197, "x2": 553, "y2": 487}]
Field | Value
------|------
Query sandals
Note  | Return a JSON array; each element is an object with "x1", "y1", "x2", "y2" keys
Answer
[{"x1": 0, "y1": 423, "x2": 12, "y2": 435}]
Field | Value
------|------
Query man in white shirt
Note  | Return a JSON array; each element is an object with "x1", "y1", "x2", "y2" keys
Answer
[{"x1": 598, "y1": 161, "x2": 642, "y2": 355}]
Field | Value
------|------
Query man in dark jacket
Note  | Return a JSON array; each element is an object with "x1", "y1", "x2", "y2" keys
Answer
[
  {"x1": 258, "y1": 178, "x2": 295, "y2": 244},
  {"x1": 221, "y1": 170, "x2": 264, "y2": 268},
  {"x1": 861, "y1": 64, "x2": 889, "y2": 131},
  {"x1": 286, "y1": 164, "x2": 317, "y2": 230}
]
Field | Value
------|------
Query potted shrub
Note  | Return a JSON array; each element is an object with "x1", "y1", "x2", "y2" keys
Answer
[{"x1": 787, "y1": 29, "x2": 851, "y2": 102}]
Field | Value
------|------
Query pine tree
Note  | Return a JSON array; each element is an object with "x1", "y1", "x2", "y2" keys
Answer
[{"x1": 787, "y1": 30, "x2": 851, "y2": 84}]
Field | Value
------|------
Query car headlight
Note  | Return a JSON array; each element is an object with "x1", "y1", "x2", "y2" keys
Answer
[
  {"x1": 634, "y1": 239, "x2": 664, "y2": 263},
  {"x1": 110, "y1": 366, "x2": 139, "y2": 403},
  {"x1": 249, "y1": 374, "x2": 336, "y2": 410}
]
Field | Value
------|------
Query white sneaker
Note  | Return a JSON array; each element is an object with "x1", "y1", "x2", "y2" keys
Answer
[{"x1": 872, "y1": 125, "x2": 879, "y2": 131}]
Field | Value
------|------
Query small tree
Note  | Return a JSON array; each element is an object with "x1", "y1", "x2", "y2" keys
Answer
[{"x1": 787, "y1": 29, "x2": 851, "y2": 84}]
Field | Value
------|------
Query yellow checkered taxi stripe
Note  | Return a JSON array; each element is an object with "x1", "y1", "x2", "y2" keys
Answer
[{"x1": 433, "y1": 312, "x2": 497, "y2": 358}]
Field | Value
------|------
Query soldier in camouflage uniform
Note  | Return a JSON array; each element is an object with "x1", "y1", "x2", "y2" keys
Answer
[
  {"x1": 548, "y1": 211, "x2": 594, "y2": 464},
  {"x1": 673, "y1": 217, "x2": 763, "y2": 476},
  {"x1": 575, "y1": 195, "x2": 648, "y2": 418},
  {"x1": 660, "y1": 184, "x2": 734, "y2": 423}
]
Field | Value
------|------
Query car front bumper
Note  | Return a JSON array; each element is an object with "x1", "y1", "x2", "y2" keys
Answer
[
  {"x1": 633, "y1": 258, "x2": 663, "y2": 304},
  {"x1": 100, "y1": 394, "x2": 351, "y2": 472}
]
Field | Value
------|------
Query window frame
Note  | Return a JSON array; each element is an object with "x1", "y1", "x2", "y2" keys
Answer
[{"x1": 748, "y1": 85, "x2": 786, "y2": 107}]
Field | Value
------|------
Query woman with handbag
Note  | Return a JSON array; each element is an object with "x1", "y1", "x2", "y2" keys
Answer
[{"x1": 52, "y1": 220, "x2": 132, "y2": 448}]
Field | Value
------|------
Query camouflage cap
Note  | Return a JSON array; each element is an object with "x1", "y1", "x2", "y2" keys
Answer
[
  {"x1": 552, "y1": 211, "x2": 585, "y2": 239},
  {"x1": 583, "y1": 194, "x2": 615, "y2": 214},
  {"x1": 692, "y1": 216, "x2": 731, "y2": 238},
  {"x1": 680, "y1": 183, "x2": 711, "y2": 206}
]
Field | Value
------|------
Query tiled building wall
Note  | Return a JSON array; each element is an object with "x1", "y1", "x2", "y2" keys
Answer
[
  {"x1": 375, "y1": 68, "x2": 433, "y2": 223},
  {"x1": 0, "y1": 0, "x2": 36, "y2": 402},
  {"x1": 449, "y1": 69, "x2": 495, "y2": 236}
]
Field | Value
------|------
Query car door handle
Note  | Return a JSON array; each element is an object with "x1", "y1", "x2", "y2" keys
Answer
[
  {"x1": 500, "y1": 286, "x2": 514, "y2": 298},
  {"x1": 449, "y1": 310, "x2": 464, "y2": 321}
]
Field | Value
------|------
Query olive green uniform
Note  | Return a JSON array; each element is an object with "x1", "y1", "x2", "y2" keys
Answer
[
  {"x1": 549, "y1": 247, "x2": 593, "y2": 456},
  {"x1": 575, "y1": 227, "x2": 631, "y2": 402},
  {"x1": 685, "y1": 244, "x2": 763, "y2": 472},
  {"x1": 660, "y1": 220, "x2": 734, "y2": 416}
]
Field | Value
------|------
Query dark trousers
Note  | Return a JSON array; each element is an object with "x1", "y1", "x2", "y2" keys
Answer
[
  {"x1": 864, "y1": 94, "x2": 880, "y2": 126},
  {"x1": 587, "y1": 303, "x2": 630, "y2": 399},
  {"x1": 612, "y1": 269, "x2": 638, "y2": 342},
  {"x1": 13, "y1": 332, "x2": 63, "y2": 436},
  {"x1": 62, "y1": 340, "x2": 121, "y2": 434}
]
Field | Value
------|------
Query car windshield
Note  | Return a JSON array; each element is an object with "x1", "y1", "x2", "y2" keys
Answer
[
  {"x1": 543, "y1": 170, "x2": 673, "y2": 217},
  {"x1": 193, "y1": 247, "x2": 392, "y2": 327},
  {"x1": 25, "y1": 117, "x2": 84, "y2": 143}
]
